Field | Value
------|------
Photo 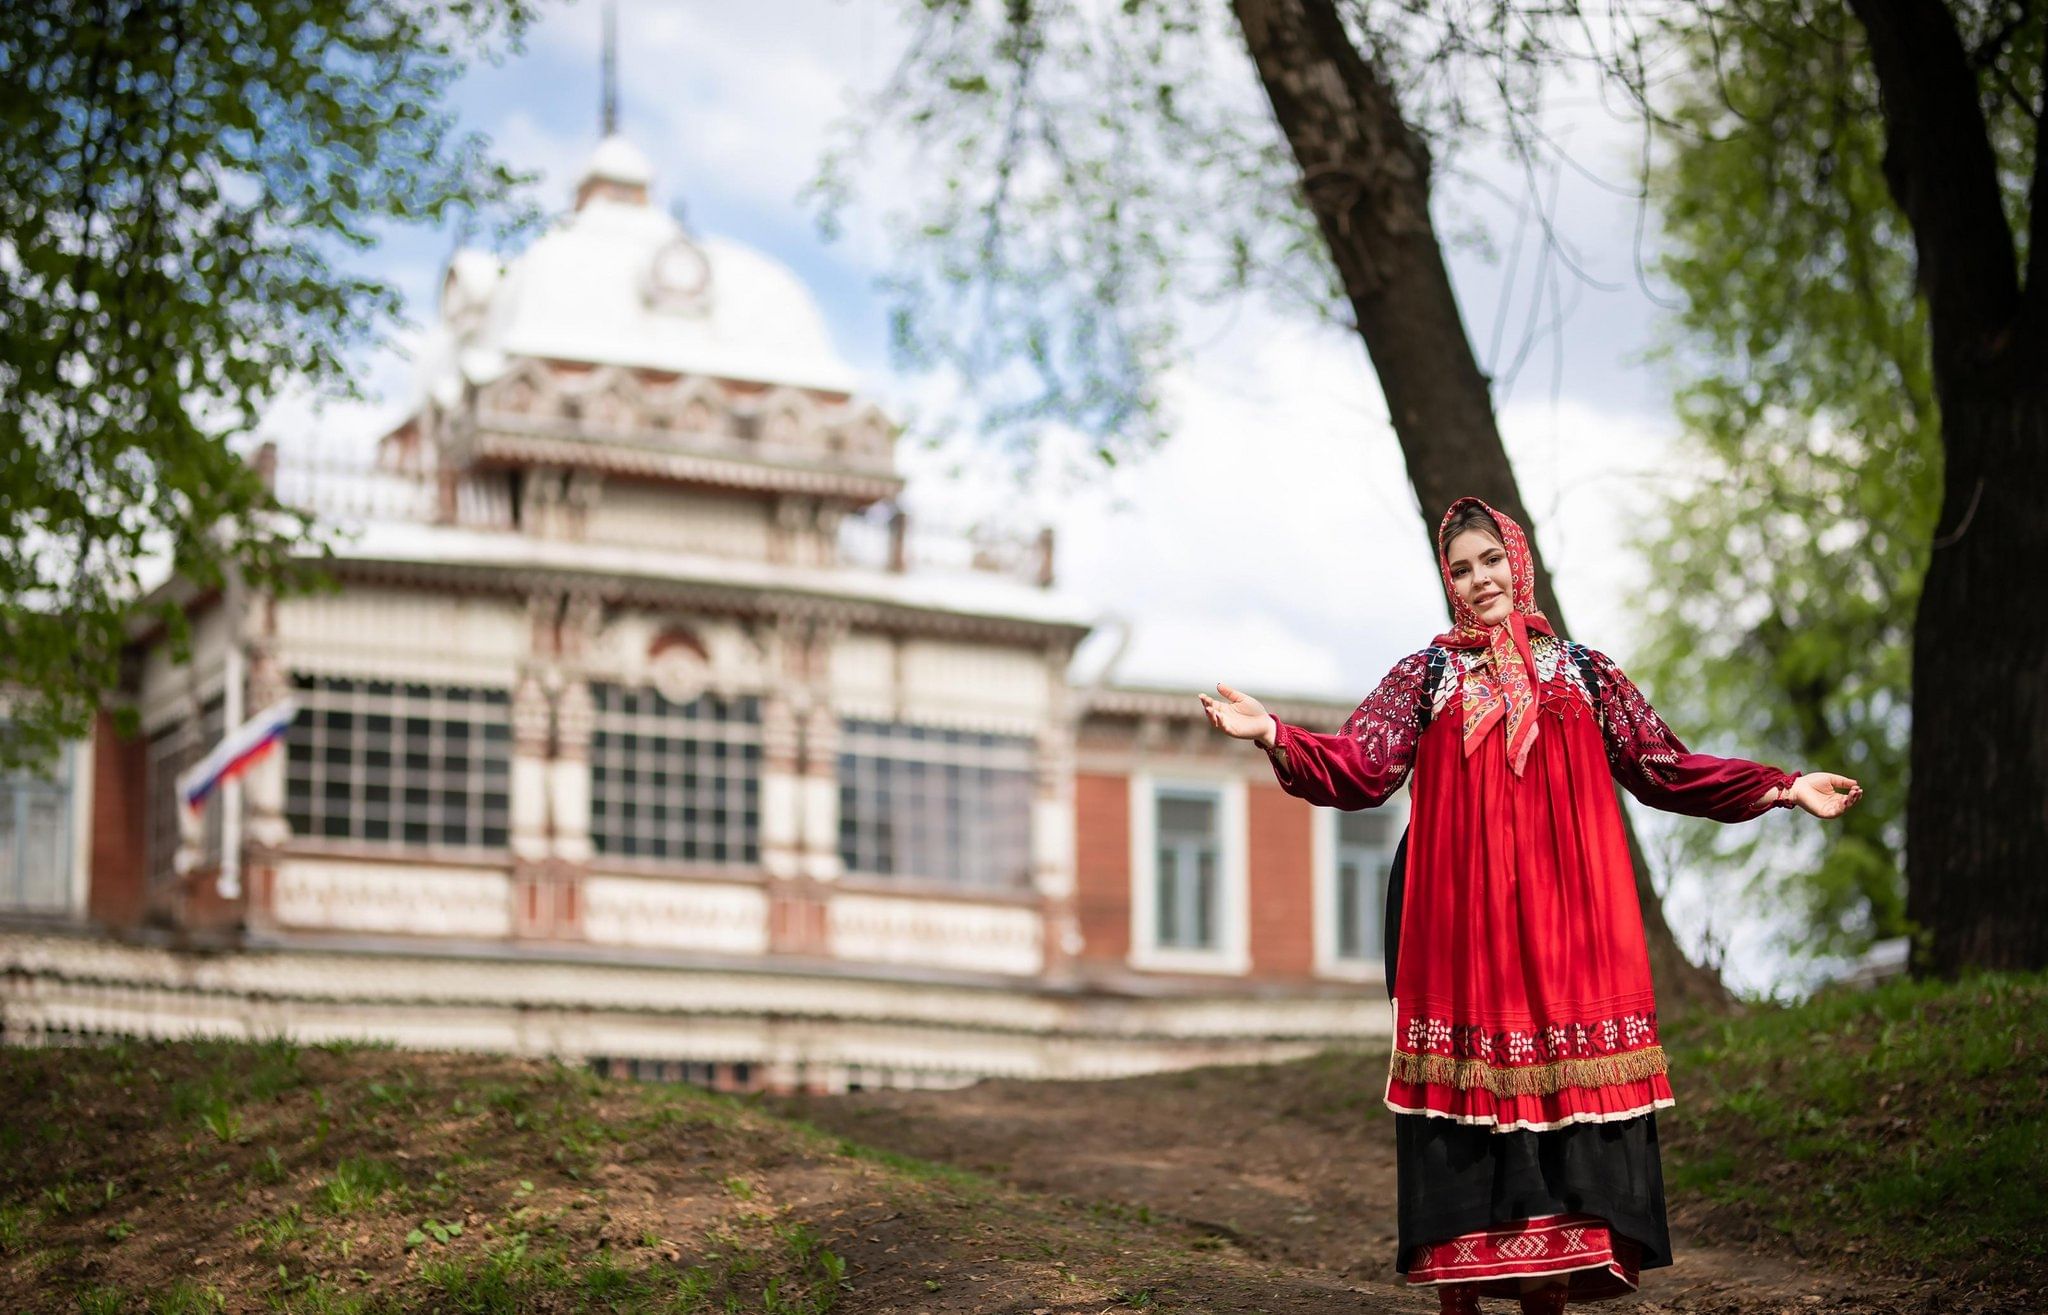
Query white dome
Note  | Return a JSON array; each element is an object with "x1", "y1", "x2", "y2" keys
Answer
[
  {"x1": 423, "y1": 186, "x2": 860, "y2": 396},
  {"x1": 583, "y1": 134, "x2": 653, "y2": 187}
]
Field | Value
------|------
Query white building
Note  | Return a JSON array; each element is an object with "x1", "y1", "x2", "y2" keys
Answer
[{"x1": 0, "y1": 135, "x2": 1398, "y2": 1092}]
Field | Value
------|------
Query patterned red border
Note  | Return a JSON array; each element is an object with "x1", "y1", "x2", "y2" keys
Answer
[{"x1": 1407, "y1": 1212, "x2": 1641, "y2": 1299}]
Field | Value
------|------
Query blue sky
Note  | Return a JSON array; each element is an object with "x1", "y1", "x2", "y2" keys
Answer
[
  {"x1": 331, "y1": 1, "x2": 1696, "y2": 692},
  {"x1": 295, "y1": 1, "x2": 1834, "y2": 993}
]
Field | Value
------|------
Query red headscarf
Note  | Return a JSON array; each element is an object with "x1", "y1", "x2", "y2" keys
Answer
[{"x1": 1430, "y1": 496, "x2": 1554, "y2": 777}]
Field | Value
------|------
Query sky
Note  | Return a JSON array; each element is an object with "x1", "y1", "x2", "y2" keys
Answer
[{"x1": 298, "y1": 1, "x2": 1833, "y2": 994}]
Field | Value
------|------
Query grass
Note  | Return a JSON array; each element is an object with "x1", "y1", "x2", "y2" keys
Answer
[
  {"x1": 1662, "y1": 969, "x2": 2048, "y2": 1281},
  {"x1": 317, "y1": 1156, "x2": 404, "y2": 1215},
  {"x1": 0, "y1": 1043, "x2": 895, "y2": 1313},
  {"x1": 411, "y1": 1223, "x2": 848, "y2": 1315}
]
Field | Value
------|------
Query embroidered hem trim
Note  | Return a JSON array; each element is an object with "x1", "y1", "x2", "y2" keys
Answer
[
  {"x1": 1406, "y1": 1212, "x2": 1641, "y2": 1297},
  {"x1": 1389, "y1": 1044, "x2": 1669, "y2": 1095},
  {"x1": 1383, "y1": 1095, "x2": 1674, "y2": 1133}
]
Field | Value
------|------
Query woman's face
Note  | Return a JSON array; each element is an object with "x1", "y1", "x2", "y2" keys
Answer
[{"x1": 1444, "y1": 528, "x2": 1514, "y2": 626}]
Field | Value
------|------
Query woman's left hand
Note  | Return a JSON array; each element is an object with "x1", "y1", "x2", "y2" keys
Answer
[{"x1": 1789, "y1": 772, "x2": 1862, "y2": 819}]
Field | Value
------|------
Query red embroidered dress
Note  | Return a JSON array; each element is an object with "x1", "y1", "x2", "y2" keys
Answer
[{"x1": 1262, "y1": 497, "x2": 1795, "y2": 1297}]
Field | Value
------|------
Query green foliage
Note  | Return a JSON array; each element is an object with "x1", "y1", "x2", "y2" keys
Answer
[
  {"x1": 405, "y1": 1216, "x2": 462, "y2": 1249},
  {"x1": 811, "y1": 0, "x2": 1332, "y2": 466},
  {"x1": 0, "y1": 0, "x2": 536, "y2": 770},
  {"x1": 1637, "y1": 5, "x2": 1944, "y2": 964}
]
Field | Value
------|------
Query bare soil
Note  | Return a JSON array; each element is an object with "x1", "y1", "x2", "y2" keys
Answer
[{"x1": 775, "y1": 1049, "x2": 1980, "y2": 1314}]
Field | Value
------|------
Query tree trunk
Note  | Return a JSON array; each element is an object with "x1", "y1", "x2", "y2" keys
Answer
[
  {"x1": 1906, "y1": 384, "x2": 2048, "y2": 973},
  {"x1": 1847, "y1": 0, "x2": 2048, "y2": 974},
  {"x1": 1229, "y1": 0, "x2": 1726, "y2": 1004}
]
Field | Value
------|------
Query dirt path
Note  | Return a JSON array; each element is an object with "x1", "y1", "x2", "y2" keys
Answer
[{"x1": 775, "y1": 1053, "x2": 1935, "y2": 1314}]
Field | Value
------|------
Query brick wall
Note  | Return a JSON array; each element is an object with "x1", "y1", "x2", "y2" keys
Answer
[
  {"x1": 1247, "y1": 781, "x2": 1316, "y2": 978},
  {"x1": 1072, "y1": 772, "x2": 1129, "y2": 962},
  {"x1": 87, "y1": 711, "x2": 149, "y2": 928}
]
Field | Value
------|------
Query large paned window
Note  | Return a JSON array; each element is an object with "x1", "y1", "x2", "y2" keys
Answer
[
  {"x1": 1334, "y1": 809, "x2": 1397, "y2": 962},
  {"x1": 837, "y1": 721, "x2": 1033, "y2": 889},
  {"x1": 0, "y1": 743, "x2": 73, "y2": 913},
  {"x1": 147, "y1": 697, "x2": 224, "y2": 885},
  {"x1": 589, "y1": 685, "x2": 761, "y2": 864},
  {"x1": 285, "y1": 676, "x2": 512, "y2": 850},
  {"x1": 1154, "y1": 789, "x2": 1221, "y2": 950}
]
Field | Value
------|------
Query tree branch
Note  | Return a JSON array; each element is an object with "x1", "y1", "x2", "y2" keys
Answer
[{"x1": 2026, "y1": 18, "x2": 2048, "y2": 301}]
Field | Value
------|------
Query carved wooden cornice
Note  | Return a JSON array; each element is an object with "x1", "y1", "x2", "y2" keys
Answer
[
  {"x1": 473, "y1": 427, "x2": 903, "y2": 506},
  {"x1": 321, "y1": 558, "x2": 1092, "y2": 647}
]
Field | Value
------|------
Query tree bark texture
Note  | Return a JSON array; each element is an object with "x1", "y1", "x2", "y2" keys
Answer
[
  {"x1": 1849, "y1": 0, "x2": 2048, "y2": 974},
  {"x1": 1228, "y1": 0, "x2": 1727, "y2": 1003}
]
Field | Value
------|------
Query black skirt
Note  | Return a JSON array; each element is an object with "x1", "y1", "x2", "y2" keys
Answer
[
  {"x1": 1383, "y1": 830, "x2": 1674, "y2": 1273},
  {"x1": 1393, "y1": 1112, "x2": 1673, "y2": 1273}
]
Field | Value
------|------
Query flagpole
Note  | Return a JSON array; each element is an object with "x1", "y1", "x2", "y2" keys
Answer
[{"x1": 218, "y1": 574, "x2": 246, "y2": 901}]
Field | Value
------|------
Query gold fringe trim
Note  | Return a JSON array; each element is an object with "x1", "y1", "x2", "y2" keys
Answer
[{"x1": 1389, "y1": 1046, "x2": 1669, "y2": 1097}]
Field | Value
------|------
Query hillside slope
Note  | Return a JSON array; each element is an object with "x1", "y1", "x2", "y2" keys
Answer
[{"x1": 2, "y1": 972, "x2": 2040, "y2": 1313}]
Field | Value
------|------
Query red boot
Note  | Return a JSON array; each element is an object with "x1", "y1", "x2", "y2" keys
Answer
[
  {"x1": 1518, "y1": 1281, "x2": 1571, "y2": 1314},
  {"x1": 1438, "y1": 1283, "x2": 1482, "y2": 1315}
]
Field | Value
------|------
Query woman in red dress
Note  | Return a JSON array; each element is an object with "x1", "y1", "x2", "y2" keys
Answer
[{"x1": 1198, "y1": 496, "x2": 1861, "y2": 1313}]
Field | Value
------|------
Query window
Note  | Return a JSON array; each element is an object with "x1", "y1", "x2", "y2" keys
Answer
[
  {"x1": 589, "y1": 685, "x2": 761, "y2": 865},
  {"x1": 1334, "y1": 809, "x2": 1396, "y2": 962},
  {"x1": 1129, "y1": 777, "x2": 1247, "y2": 974},
  {"x1": 285, "y1": 677, "x2": 511, "y2": 850},
  {"x1": 1155, "y1": 790, "x2": 1220, "y2": 950},
  {"x1": 147, "y1": 697, "x2": 224, "y2": 885},
  {"x1": 0, "y1": 744, "x2": 72, "y2": 913},
  {"x1": 837, "y1": 720, "x2": 1034, "y2": 889}
]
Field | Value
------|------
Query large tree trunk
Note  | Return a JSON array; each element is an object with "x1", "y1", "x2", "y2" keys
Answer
[
  {"x1": 1848, "y1": 0, "x2": 2048, "y2": 974},
  {"x1": 1906, "y1": 389, "x2": 2048, "y2": 972},
  {"x1": 1229, "y1": 0, "x2": 1726, "y2": 1004}
]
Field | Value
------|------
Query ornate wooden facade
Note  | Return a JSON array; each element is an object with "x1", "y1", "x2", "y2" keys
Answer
[{"x1": 0, "y1": 137, "x2": 1399, "y2": 1092}]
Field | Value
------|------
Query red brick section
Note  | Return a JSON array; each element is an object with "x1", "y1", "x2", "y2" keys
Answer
[
  {"x1": 87, "y1": 711, "x2": 150, "y2": 929},
  {"x1": 1247, "y1": 781, "x2": 1317, "y2": 979},
  {"x1": 510, "y1": 861, "x2": 586, "y2": 940},
  {"x1": 770, "y1": 880, "x2": 829, "y2": 956},
  {"x1": 1072, "y1": 772, "x2": 1131, "y2": 962}
]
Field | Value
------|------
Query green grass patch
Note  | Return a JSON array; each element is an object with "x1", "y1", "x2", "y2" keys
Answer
[
  {"x1": 76, "y1": 1288, "x2": 127, "y2": 1315},
  {"x1": 0, "y1": 1201, "x2": 36, "y2": 1252},
  {"x1": 269, "y1": 1276, "x2": 393, "y2": 1315},
  {"x1": 773, "y1": 1113, "x2": 994, "y2": 1197},
  {"x1": 316, "y1": 1156, "x2": 403, "y2": 1215},
  {"x1": 1664, "y1": 969, "x2": 2048, "y2": 1282},
  {"x1": 147, "y1": 1279, "x2": 225, "y2": 1314}
]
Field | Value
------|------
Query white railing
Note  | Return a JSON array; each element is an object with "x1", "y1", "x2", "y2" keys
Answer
[
  {"x1": 839, "y1": 509, "x2": 1054, "y2": 587},
  {"x1": 256, "y1": 443, "x2": 1055, "y2": 585},
  {"x1": 260, "y1": 442, "x2": 514, "y2": 531}
]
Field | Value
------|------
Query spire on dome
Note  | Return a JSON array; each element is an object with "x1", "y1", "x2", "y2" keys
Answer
[
  {"x1": 575, "y1": 1, "x2": 652, "y2": 210},
  {"x1": 600, "y1": 0, "x2": 618, "y2": 137}
]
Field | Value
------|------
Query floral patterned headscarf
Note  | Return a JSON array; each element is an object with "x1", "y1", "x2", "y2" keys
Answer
[{"x1": 1430, "y1": 496, "x2": 1555, "y2": 777}]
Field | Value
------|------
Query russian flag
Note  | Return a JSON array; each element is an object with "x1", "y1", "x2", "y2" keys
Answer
[{"x1": 176, "y1": 697, "x2": 300, "y2": 816}]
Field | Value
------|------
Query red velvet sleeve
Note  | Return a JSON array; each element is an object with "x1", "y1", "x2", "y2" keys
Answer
[
  {"x1": 1264, "y1": 650, "x2": 1431, "y2": 810},
  {"x1": 1586, "y1": 647, "x2": 1797, "y2": 822}
]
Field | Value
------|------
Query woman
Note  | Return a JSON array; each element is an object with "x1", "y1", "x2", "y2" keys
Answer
[{"x1": 1198, "y1": 496, "x2": 1860, "y2": 1313}]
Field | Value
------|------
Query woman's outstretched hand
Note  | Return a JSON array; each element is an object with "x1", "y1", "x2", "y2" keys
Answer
[
  {"x1": 1197, "y1": 683, "x2": 1277, "y2": 747},
  {"x1": 1789, "y1": 772, "x2": 1863, "y2": 819}
]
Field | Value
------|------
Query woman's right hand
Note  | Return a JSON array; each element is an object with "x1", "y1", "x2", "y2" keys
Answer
[{"x1": 1197, "y1": 683, "x2": 1277, "y2": 746}]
